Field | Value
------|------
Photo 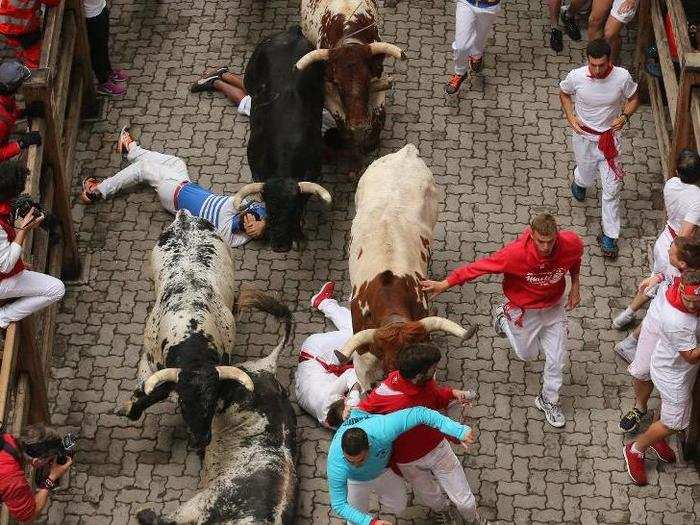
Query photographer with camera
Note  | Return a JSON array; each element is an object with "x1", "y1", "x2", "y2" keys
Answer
[
  {"x1": 0, "y1": 60, "x2": 42, "y2": 163},
  {"x1": 0, "y1": 161, "x2": 64, "y2": 329},
  {"x1": 0, "y1": 424, "x2": 74, "y2": 522}
]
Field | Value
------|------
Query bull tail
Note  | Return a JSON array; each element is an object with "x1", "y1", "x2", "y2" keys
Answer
[
  {"x1": 136, "y1": 509, "x2": 175, "y2": 525},
  {"x1": 236, "y1": 288, "x2": 293, "y2": 345}
]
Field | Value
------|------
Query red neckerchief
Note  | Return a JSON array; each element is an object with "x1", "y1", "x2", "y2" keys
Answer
[
  {"x1": 665, "y1": 277, "x2": 700, "y2": 315},
  {"x1": 0, "y1": 202, "x2": 13, "y2": 218},
  {"x1": 587, "y1": 63, "x2": 614, "y2": 79},
  {"x1": 386, "y1": 370, "x2": 426, "y2": 396}
]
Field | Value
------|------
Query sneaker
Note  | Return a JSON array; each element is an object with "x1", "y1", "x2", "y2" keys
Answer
[
  {"x1": 570, "y1": 181, "x2": 586, "y2": 202},
  {"x1": 612, "y1": 308, "x2": 636, "y2": 330},
  {"x1": 190, "y1": 67, "x2": 228, "y2": 93},
  {"x1": 492, "y1": 304, "x2": 506, "y2": 337},
  {"x1": 468, "y1": 56, "x2": 483, "y2": 74},
  {"x1": 109, "y1": 69, "x2": 129, "y2": 83},
  {"x1": 649, "y1": 438, "x2": 677, "y2": 464},
  {"x1": 560, "y1": 12, "x2": 581, "y2": 41},
  {"x1": 623, "y1": 443, "x2": 648, "y2": 485},
  {"x1": 311, "y1": 281, "x2": 335, "y2": 309},
  {"x1": 445, "y1": 74, "x2": 467, "y2": 95},
  {"x1": 614, "y1": 335, "x2": 637, "y2": 364},
  {"x1": 80, "y1": 177, "x2": 102, "y2": 204},
  {"x1": 116, "y1": 125, "x2": 133, "y2": 155},
  {"x1": 96, "y1": 80, "x2": 127, "y2": 96},
  {"x1": 433, "y1": 506, "x2": 464, "y2": 525},
  {"x1": 598, "y1": 234, "x2": 619, "y2": 259},
  {"x1": 535, "y1": 394, "x2": 566, "y2": 428},
  {"x1": 549, "y1": 28, "x2": 563, "y2": 53},
  {"x1": 619, "y1": 407, "x2": 646, "y2": 433}
]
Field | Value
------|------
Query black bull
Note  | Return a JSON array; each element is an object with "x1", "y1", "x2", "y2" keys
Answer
[{"x1": 243, "y1": 25, "x2": 328, "y2": 253}]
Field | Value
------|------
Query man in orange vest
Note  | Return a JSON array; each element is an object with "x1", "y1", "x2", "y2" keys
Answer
[{"x1": 0, "y1": 0, "x2": 62, "y2": 69}]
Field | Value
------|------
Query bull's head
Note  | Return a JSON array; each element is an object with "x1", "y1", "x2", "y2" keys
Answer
[
  {"x1": 231, "y1": 180, "x2": 332, "y2": 252},
  {"x1": 143, "y1": 365, "x2": 254, "y2": 453},
  {"x1": 296, "y1": 42, "x2": 405, "y2": 148}
]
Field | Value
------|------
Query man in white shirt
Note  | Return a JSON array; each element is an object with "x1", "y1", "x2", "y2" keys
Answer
[
  {"x1": 444, "y1": 0, "x2": 501, "y2": 95},
  {"x1": 294, "y1": 282, "x2": 361, "y2": 428},
  {"x1": 617, "y1": 236, "x2": 700, "y2": 433},
  {"x1": 559, "y1": 38, "x2": 640, "y2": 259},
  {"x1": 613, "y1": 149, "x2": 700, "y2": 333},
  {"x1": 623, "y1": 270, "x2": 700, "y2": 486}
]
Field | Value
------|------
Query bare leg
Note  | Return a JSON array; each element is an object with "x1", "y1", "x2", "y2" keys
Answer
[
  {"x1": 213, "y1": 78, "x2": 247, "y2": 106},
  {"x1": 633, "y1": 378, "x2": 654, "y2": 411},
  {"x1": 588, "y1": 0, "x2": 612, "y2": 40},
  {"x1": 604, "y1": 16, "x2": 625, "y2": 63},
  {"x1": 547, "y1": 0, "x2": 562, "y2": 26},
  {"x1": 635, "y1": 419, "x2": 673, "y2": 452},
  {"x1": 629, "y1": 289, "x2": 650, "y2": 312},
  {"x1": 567, "y1": 0, "x2": 587, "y2": 18},
  {"x1": 220, "y1": 72, "x2": 245, "y2": 90}
]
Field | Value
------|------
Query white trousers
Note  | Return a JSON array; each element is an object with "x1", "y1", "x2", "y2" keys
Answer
[
  {"x1": 500, "y1": 302, "x2": 567, "y2": 403},
  {"x1": 452, "y1": 1, "x2": 500, "y2": 75},
  {"x1": 347, "y1": 469, "x2": 407, "y2": 523},
  {"x1": 397, "y1": 440, "x2": 476, "y2": 517},
  {"x1": 302, "y1": 299, "x2": 353, "y2": 354},
  {"x1": 0, "y1": 270, "x2": 65, "y2": 328},
  {"x1": 628, "y1": 313, "x2": 660, "y2": 382},
  {"x1": 97, "y1": 145, "x2": 191, "y2": 213},
  {"x1": 572, "y1": 133, "x2": 622, "y2": 239},
  {"x1": 651, "y1": 226, "x2": 674, "y2": 275}
]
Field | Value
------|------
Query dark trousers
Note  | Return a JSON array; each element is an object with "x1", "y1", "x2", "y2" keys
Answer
[{"x1": 85, "y1": 7, "x2": 112, "y2": 84}]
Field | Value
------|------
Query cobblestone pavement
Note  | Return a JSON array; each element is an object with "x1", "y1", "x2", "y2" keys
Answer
[{"x1": 42, "y1": 0, "x2": 700, "y2": 523}]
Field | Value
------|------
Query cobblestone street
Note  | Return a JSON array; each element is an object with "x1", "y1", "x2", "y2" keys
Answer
[{"x1": 42, "y1": 0, "x2": 700, "y2": 523}]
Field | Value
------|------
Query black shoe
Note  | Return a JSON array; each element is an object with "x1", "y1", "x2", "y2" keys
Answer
[
  {"x1": 190, "y1": 67, "x2": 228, "y2": 93},
  {"x1": 550, "y1": 28, "x2": 563, "y2": 53},
  {"x1": 570, "y1": 181, "x2": 586, "y2": 202},
  {"x1": 619, "y1": 408, "x2": 646, "y2": 433},
  {"x1": 560, "y1": 12, "x2": 581, "y2": 41}
]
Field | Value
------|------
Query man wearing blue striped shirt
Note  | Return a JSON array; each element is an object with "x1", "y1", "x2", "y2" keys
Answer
[{"x1": 80, "y1": 127, "x2": 267, "y2": 247}]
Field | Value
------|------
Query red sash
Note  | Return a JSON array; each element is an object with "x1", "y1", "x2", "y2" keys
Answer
[
  {"x1": 579, "y1": 124, "x2": 625, "y2": 182},
  {"x1": 298, "y1": 350, "x2": 353, "y2": 376}
]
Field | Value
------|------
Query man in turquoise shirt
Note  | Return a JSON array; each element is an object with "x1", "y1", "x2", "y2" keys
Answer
[{"x1": 327, "y1": 406, "x2": 475, "y2": 525}]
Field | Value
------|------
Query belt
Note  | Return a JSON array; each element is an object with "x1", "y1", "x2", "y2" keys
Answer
[
  {"x1": 465, "y1": 0, "x2": 500, "y2": 8},
  {"x1": 299, "y1": 350, "x2": 353, "y2": 376},
  {"x1": 173, "y1": 180, "x2": 189, "y2": 210}
]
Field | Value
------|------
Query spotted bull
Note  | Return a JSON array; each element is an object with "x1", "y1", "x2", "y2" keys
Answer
[
  {"x1": 233, "y1": 26, "x2": 332, "y2": 253},
  {"x1": 298, "y1": 0, "x2": 406, "y2": 151},
  {"x1": 335, "y1": 144, "x2": 476, "y2": 390},
  {"x1": 117, "y1": 210, "x2": 293, "y2": 453}
]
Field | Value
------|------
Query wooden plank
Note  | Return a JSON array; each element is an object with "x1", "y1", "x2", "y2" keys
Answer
[
  {"x1": 54, "y1": 12, "x2": 77, "y2": 138},
  {"x1": 63, "y1": 76, "x2": 84, "y2": 181},
  {"x1": 666, "y1": 0, "x2": 694, "y2": 68},
  {"x1": 647, "y1": 74, "x2": 672, "y2": 179},
  {"x1": 40, "y1": 1, "x2": 66, "y2": 72},
  {"x1": 18, "y1": 319, "x2": 49, "y2": 424},
  {"x1": 692, "y1": 89, "x2": 700, "y2": 151},
  {"x1": 41, "y1": 245, "x2": 63, "y2": 371},
  {"x1": 67, "y1": 0, "x2": 99, "y2": 118},
  {"x1": 670, "y1": 70, "x2": 700, "y2": 175},
  {"x1": 0, "y1": 324, "x2": 21, "y2": 423},
  {"x1": 633, "y1": 0, "x2": 652, "y2": 101},
  {"x1": 650, "y1": 0, "x2": 678, "y2": 123},
  {"x1": 687, "y1": 378, "x2": 700, "y2": 458}
]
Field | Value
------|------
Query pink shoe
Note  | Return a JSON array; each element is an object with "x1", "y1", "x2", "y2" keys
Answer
[
  {"x1": 96, "y1": 80, "x2": 127, "y2": 96},
  {"x1": 311, "y1": 282, "x2": 335, "y2": 309},
  {"x1": 109, "y1": 69, "x2": 128, "y2": 83}
]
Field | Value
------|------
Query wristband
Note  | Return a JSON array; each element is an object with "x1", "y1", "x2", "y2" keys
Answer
[{"x1": 40, "y1": 477, "x2": 56, "y2": 491}]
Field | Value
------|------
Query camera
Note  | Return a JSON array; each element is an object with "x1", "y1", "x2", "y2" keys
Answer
[
  {"x1": 11, "y1": 194, "x2": 61, "y2": 245},
  {"x1": 55, "y1": 433, "x2": 78, "y2": 465}
]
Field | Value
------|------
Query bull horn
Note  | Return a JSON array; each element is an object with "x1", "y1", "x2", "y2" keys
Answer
[
  {"x1": 232, "y1": 182, "x2": 265, "y2": 210},
  {"x1": 216, "y1": 366, "x2": 255, "y2": 391},
  {"x1": 368, "y1": 42, "x2": 406, "y2": 60},
  {"x1": 298, "y1": 182, "x2": 332, "y2": 206},
  {"x1": 334, "y1": 328, "x2": 377, "y2": 364},
  {"x1": 295, "y1": 49, "x2": 330, "y2": 71},
  {"x1": 144, "y1": 368, "x2": 180, "y2": 395},
  {"x1": 369, "y1": 78, "x2": 393, "y2": 92},
  {"x1": 418, "y1": 317, "x2": 476, "y2": 340}
]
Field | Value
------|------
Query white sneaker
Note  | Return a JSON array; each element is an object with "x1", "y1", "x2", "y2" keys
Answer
[
  {"x1": 535, "y1": 394, "x2": 566, "y2": 428},
  {"x1": 612, "y1": 308, "x2": 636, "y2": 329},
  {"x1": 614, "y1": 335, "x2": 637, "y2": 364},
  {"x1": 492, "y1": 304, "x2": 506, "y2": 337}
]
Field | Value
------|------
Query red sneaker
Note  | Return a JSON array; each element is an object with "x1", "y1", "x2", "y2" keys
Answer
[
  {"x1": 444, "y1": 74, "x2": 466, "y2": 95},
  {"x1": 80, "y1": 177, "x2": 102, "y2": 204},
  {"x1": 623, "y1": 443, "x2": 648, "y2": 486},
  {"x1": 311, "y1": 282, "x2": 335, "y2": 309},
  {"x1": 649, "y1": 438, "x2": 677, "y2": 464}
]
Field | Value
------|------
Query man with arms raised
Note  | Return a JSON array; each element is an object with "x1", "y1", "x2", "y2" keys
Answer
[{"x1": 421, "y1": 213, "x2": 583, "y2": 428}]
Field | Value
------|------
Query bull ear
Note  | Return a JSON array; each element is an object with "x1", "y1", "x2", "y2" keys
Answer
[
  {"x1": 144, "y1": 368, "x2": 180, "y2": 395},
  {"x1": 298, "y1": 182, "x2": 332, "y2": 206},
  {"x1": 215, "y1": 366, "x2": 254, "y2": 391}
]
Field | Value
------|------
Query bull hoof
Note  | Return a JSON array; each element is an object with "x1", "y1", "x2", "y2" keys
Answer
[
  {"x1": 115, "y1": 402, "x2": 138, "y2": 420},
  {"x1": 136, "y1": 509, "x2": 158, "y2": 525}
]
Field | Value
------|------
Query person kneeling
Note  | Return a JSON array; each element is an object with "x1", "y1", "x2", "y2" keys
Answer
[
  {"x1": 0, "y1": 424, "x2": 73, "y2": 522},
  {"x1": 0, "y1": 162, "x2": 65, "y2": 329}
]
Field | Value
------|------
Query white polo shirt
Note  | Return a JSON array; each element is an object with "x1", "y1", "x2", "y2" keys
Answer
[
  {"x1": 650, "y1": 290, "x2": 700, "y2": 404},
  {"x1": 663, "y1": 177, "x2": 700, "y2": 233},
  {"x1": 559, "y1": 65, "x2": 638, "y2": 132},
  {"x1": 83, "y1": 0, "x2": 107, "y2": 18}
]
